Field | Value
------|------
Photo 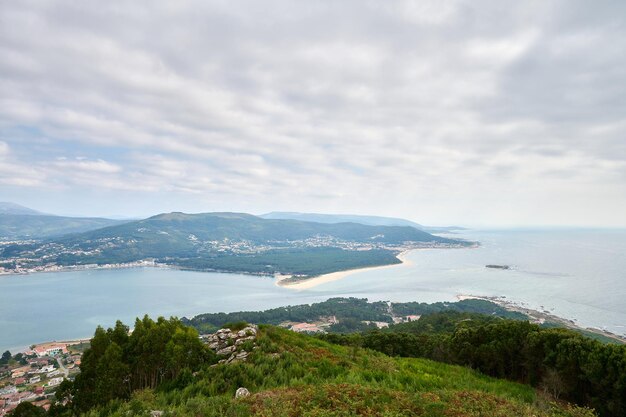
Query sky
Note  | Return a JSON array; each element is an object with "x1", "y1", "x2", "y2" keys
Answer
[{"x1": 1, "y1": 1, "x2": 625, "y2": 227}]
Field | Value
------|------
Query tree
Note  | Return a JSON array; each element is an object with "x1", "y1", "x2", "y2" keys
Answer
[
  {"x1": 9, "y1": 403, "x2": 46, "y2": 417},
  {"x1": 70, "y1": 315, "x2": 212, "y2": 411},
  {"x1": 542, "y1": 368, "x2": 566, "y2": 399},
  {"x1": 95, "y1": 343, "x2": 130, "y2": 403}
]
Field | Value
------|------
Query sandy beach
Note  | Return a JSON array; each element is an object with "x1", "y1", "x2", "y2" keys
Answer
[{"x1": 276, "y1": 250, "x2": 414, "y2": 290}]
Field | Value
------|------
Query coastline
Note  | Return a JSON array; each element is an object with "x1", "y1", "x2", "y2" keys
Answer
[
  {"x1": 0, "y1": 260, "x2": 169, "y2": 277},
  {"x1": 457, "y1": 294, "x2": 626, "y2": 344},
  {"x1": 275, "y1": 250, "x2": 414, "y2": 290}
]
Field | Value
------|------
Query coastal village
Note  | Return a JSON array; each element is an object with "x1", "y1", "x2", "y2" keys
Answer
[{"x1": 0, "y1": 341, "x2": 87, "y2": 416}]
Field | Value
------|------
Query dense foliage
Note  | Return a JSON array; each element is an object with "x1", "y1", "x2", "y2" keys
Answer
[
  {"x1": 392, "y1": 298, "x2": 528, "y2": 320},
  {"x1": 185, "y1": 297, "x2": 393, "y2": 333},
  {"x1": 165, "y1": 247, "x2": 400, "y2": 277},
  {"x1": 65, "y1": 316, "x2": 213, "y2": 412},
  {"x1": 9, "y1": 403, "x2": 47, "y2": 417},
  {"x1": 184, "y1": 297, "x2": 526, "y2": 333},
  {"x1": 0, "y1": 350, "x2": 28, "y2": 365},
  {"x1": 321, "y1": 312, "x2": 626, "y2": 417}
]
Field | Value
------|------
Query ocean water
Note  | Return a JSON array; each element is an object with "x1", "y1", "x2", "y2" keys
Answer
[
  {"x1": 308, "y1": 229, "x2": 626, "y2": 337},
  {"x1": 1, "y1": 229, "x2": 625, "y2": 351}
]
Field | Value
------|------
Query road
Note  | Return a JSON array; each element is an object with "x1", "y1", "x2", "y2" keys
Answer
[{"x1": 56, "y1": 356, "x2": 69, "y2": 378}]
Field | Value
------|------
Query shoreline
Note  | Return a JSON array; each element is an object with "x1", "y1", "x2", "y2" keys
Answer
[
  {"x1": 9, "y1": 337, "x2": 93, "y2": 355},
  {"x1": 275, "y1": 250, "x2": 414, "y2": 290},
  {"x1": 457, "y1": 294, "x2": 626, "y2": 344},
  {"x1": 0, "y1": 262, "x2": 279, "y2": 279},
  {"x1": 11, "y1": 294, "x2": 623, "y2": 354},
  {"x1": 0, "y1": 261, "x2": 169, "y2": 277}
]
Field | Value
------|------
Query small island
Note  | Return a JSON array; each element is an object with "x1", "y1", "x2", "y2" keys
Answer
[{"x1": 486, "y1": 264, "x2": 510, "y2": 270}]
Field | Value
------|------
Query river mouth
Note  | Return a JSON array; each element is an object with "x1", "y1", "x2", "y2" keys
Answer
[{"x1": 2, "y1": 229, "x2": 626, "y2": 351}]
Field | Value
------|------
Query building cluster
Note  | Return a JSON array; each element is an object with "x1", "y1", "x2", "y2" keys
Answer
[
  {"x1": 0, "y1": 342, "x2": 84, "y2": 416},
  {"x1": 280, "y1": 316, "x2": 338, "y2": 333},
  {"x1": 283, "y1": 313, "x2": 422, "y2": 335}
]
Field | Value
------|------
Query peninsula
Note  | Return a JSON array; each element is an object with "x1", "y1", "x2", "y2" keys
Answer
[{"x1": 0, "y1": 211, "x2": 472, "y2": 278}]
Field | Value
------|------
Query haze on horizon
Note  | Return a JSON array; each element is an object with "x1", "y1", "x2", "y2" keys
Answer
[{"x1": 1, "y1": 1, "x2": 625, "y2": 227}]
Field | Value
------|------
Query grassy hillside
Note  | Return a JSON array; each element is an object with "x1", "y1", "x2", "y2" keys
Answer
[{"x1": 68, "y1": 324, "x2": 593, "y2": 417}]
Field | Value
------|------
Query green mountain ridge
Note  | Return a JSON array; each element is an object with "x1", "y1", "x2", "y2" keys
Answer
[{"x1": 1, "y1": 212, "x2": 470, "y2": 276}]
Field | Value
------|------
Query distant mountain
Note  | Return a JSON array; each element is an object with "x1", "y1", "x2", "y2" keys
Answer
[
  {"x1": 261, "y1": 212, "x2": 464, "y2": 233},
  {"x1": 0, "y1": 202, "x2": 130, "y2": 240},
  {"x1": 261, "y1": 212, "x2": 424, "y2": 228},
  {"x1": 65, "y1": 211, "x2": 452, "y2": 250},
  {"x1": 0, "y1": 202, "x2": 43, "y2": 215},
  {"x1": 1, "y1": 212, "x2": 469, "y2": 276}
]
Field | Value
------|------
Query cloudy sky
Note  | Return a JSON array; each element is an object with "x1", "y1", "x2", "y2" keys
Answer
[{"x1": 1, "y1": 0, "x2": 625, "y2": 227}]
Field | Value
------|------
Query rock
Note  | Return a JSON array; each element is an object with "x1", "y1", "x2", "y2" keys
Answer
[
  {"x1": 216, "y1": 345, "x2": 236, "y2": 356},
  {"x1": 235, "y1": 351, "x2": 249, "y2": 360},
  {"x1": 204, "y1": 324, "x2": 259, "y2": 363},
  {"x1": 235, "y1": 336, "x2": 255, "y2": 346},
  {"x1": 235, "y1": 387, "x2": 250, "y2": 398}
]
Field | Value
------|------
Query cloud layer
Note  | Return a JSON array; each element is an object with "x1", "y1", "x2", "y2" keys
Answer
[{"x1": 1, "y1": 0, "x2": 625, "y2": 225}]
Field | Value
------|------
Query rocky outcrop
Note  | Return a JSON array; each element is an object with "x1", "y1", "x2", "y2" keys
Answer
[{"x1": 202, "y1": 325, "x2": 258, "y2": 365}]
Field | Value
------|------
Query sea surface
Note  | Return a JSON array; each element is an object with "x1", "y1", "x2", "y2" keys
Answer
[{"x1": 1, "y1": 229, "x2": 625, "y2": 352}]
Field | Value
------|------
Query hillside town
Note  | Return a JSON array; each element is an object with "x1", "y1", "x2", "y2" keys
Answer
[{"x1": 0, "y1": 341, "x2": 87, "y2": 416}]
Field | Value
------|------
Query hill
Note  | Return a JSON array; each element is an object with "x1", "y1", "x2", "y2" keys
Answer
[
  {"x1": 48, "y1": 317, "x2": 594, "y2": 417},
  {"x1": 0, "y1": 202, "x2": 42, "y2": 215},
  {"x1": 261, "y1": 211, "x2": 465, "y2": 233},
  {"x1": 1, "y1": 212, "x2": 469, "y2": 276},
  {"x1": 81, "y1": 211, "x2": 444, "y2": 243},
  {"x1": 0, "y1": 202, "x2": 129, "y2": 240},
  {"x1": 0, "y1": 214, "x2": 129, "y2": 240},
  {"x1": 261, "y1": 211, "x2": 426, "y2": 228}
]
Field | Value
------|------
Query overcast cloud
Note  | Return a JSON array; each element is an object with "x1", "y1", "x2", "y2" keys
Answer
[{"x1": 1, "y1": 0, "x2": 625, "y2": 226}]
